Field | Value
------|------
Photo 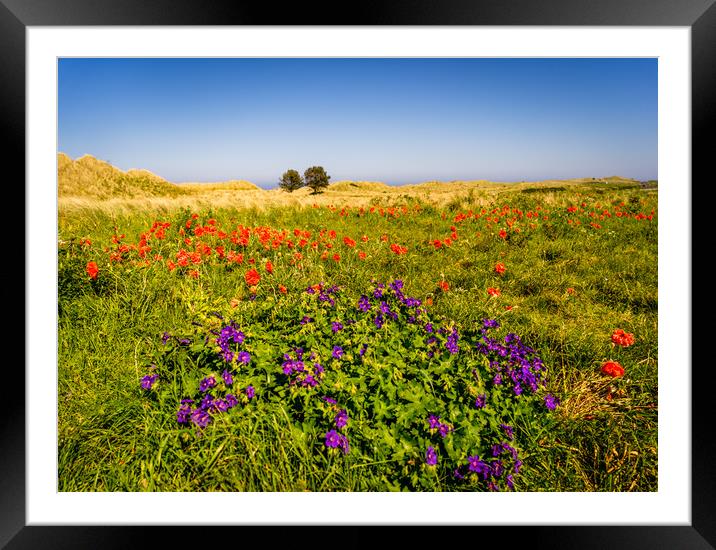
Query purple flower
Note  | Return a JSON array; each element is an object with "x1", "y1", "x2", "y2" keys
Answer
[
  {"x1": 332, "y1": 346, "x2": 344, "y2": 359},
  {"x1": 246, "y1": 386, "x2": 255, "y2": 399},
  {"x1": 191, "y1": 408, "x2": 211, "y2": 428},
  {"x1": 426, "y1": 446, "x2": 437, "y2": 466},
  {"x1": 200, "y1": 393, "x2": 214, "y2": 410},
  {"x1": 357, "y1": 295, "x2": 371, "y2": 312},
  {"x1": 467, "y1": 455, "x2": 490, "y2": 478},
  {"x1": 199, "y1": 376, "x2": 217, "y2": 392},
  {"x1": 438, "y1": 424, "x2": 452, "y2": 438},
  {"x1": 500, "y1": 423, "x2": 514, "y2": 440},
  {"x1": 331, "y1": 321, "x2": 343, "y2": 333},
  {"x1": 225, "y1": 394, "x2": 238, "y2": 408},
  {"x1": 425, "y1": 323, "x2": 434, "y2": 333},
  {"x1": 177, "y1": 401, "x2": 192, "y2": 423},
  {"x1": 337, "y1": 434, "x2": 350, "y2": 454},
  {"x1": 335, "y1": 409, "x2": 348, "y2": 429},
  {"x1": 544, "y1": 393, "x2": 559, "y2": 410},
  {"x1": 178, "y1": 338, "x2": 191, "y2": 346},
  {"x1": 140, "y1": 373, "x2": 158, "y2": 390},
  {"x1": 359, "y1": 343, "x2": 368, "y2": 357},
  {"x1": 506, "y1": 474, "x2": 515, "y2": 490},
  {"x1": 490, "y1": 460, "x2": 504, "y2": 477},
  {"x1": 222, "y1": 369, "x2": 233, "y2": 386},
  {"x1": 161, "y1": 331, "x2": 171, "y2": 344},
  {"x1": 390, "y1": 279, "x2": 404, "y2": 291},
  {"x1": 238, "y1": 351, "x2": 251, "y2": 364},
  {"x1": 300, "y1": 315, "x2": 314, "y2": 325},
  {"x1": 428, "y1": 415, "x2": 441, "y2": 429},
  {"x1": 475, "y1": 394, "x2": 486, "y2": 409},
  {"x1": 323, "y1": 396, "x2": 337, "y2": 404},
  {"x1": 374, "y1": 314, "x2": 384, "y2": 329},
  {"x1": 445, "y1": 327, "x2": 460, "y2": 354},
  {"x1": 325, "y1": 429, "x2": 341, "y2": 448}
]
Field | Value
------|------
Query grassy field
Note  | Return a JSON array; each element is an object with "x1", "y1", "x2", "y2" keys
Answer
[{"x1": 57, "y1": 155, "x2": 657, "y2": 492}]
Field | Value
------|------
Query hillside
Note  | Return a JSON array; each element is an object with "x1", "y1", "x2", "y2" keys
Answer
[
  {"x1": 58, "y1": 154, "x2": 188, "y2": 199},
  {"x1": 57, "y1": 153, "x2": 644, "y2": 215}
]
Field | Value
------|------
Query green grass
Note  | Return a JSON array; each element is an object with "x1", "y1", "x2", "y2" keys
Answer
[{"x1": 57, "y1": 186, "x2": 657, "y2": 492}]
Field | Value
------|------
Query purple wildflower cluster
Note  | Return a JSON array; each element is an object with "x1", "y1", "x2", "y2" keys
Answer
[
  {"x1": 428, "y1": 415, "x2": 453, "y2": 438},
  {"x1": 357, "y1": 279, "x2": 425, "y2": 330},
  {"x1": 453, "y1": 442, "x2": 521, "y2": 491},
  {"x1": 324, "y1": 402, "x2": 350, "y2": 454},
  {"x1": 306, "y1": 283, "x2": 341, "y2": 308},
  {"x1": 426, "y1": 446, "x2": 438, "y2": 466},
  {"x1": 475, "y1": 319, "x2": 547, "y2": 398},
  {"x1": 282, "y1": 348, "x2": 324, "y2": 388},
  {"x1": 445, "y1": 326, "x2": 460, "y2": 354},
  {"x1": 176, "y1": 390, "x2": 240, "y2": 429},
  {"x1": 215, "y1": 321, "x2": 250, "y2": 365},
  {"x1": 425, "y1": 325, "x2": 462, "y2": 359}
]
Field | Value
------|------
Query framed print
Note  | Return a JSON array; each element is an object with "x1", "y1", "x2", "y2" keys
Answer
[{"x1": 6, "y1": 0, "x2": 713, "y2": 547}]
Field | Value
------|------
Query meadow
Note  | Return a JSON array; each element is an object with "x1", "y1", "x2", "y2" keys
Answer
[{"x1": 57, "y1": 156, "x2": 658, "y2": 492}]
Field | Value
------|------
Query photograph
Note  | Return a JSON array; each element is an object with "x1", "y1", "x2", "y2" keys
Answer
[
  {"x1": 56, "y1": 56, "x2": 659, "y2": 493},
  {"x1": 4, "y1": 3, "x2": 708, "y2": 545}
]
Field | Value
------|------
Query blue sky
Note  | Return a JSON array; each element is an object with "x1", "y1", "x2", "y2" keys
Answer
[{"x1": 58, "y1": 58, "x2": 657, "y2": 188}]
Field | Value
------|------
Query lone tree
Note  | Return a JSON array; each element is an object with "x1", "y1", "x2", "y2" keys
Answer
[
  {"x1": 304, "y1": 166, "x2": 330, "y2": 194},
  {"x1": 278, "y1": 169, "x2": 304, "y2": 192}
]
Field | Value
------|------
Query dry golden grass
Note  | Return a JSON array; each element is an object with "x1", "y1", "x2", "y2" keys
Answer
[{"x1": 57, "y1": 153, "x2": 641, "y2": 215}]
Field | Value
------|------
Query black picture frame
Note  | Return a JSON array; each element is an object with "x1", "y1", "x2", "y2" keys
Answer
[{"x1": 6, "y1": 0, "x2": 711, "y2": 548}]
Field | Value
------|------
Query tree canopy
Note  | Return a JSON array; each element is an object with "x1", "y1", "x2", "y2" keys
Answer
[
  {"x1": 304, "y1": 166, "x2": 331, "y2": 194},
  {"x1": 278, "y1": 169, "x2": 304, "y2": 193}
]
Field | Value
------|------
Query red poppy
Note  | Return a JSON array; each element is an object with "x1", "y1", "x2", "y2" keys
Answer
[
  {"x1": 437, "y1": 280, "x2": 449, "y2": 292},
  {"x1": 343, "y1": 236, "x2": 356, "y2": 248},
  {"x1": 494, "y1": 262, "x2": 506, "y2": 275},
  {"x1": 358, "y1": 251, "x2": 367, "y2": 260},
  {"x1": 499, "y1": 229, "x2": 508, "y2": 240},
  {"x1": 245, "y1": 268, "x2": 261, "y2": 286},
  {"x1": 390, "y1": 243, "x2": 408, "y2": 255},
  {"x1": 279, "y1": 284, "x2": 287, "y2": 294},
  {"x1": 601, "y1": 361, "x2": 625, "y2": 378},
  {"x1": 611, "y1": 329, "x2": 635, "y2": 347},
  {"x1": 487, "y1": 287, "x2": 501, "y2": 297},
  {"x1": 86, "y1": 261, "x2": 99, "y2": 280},
  {"x1": 265, "y1": 260, "x2": 274, "y2": 274}
]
